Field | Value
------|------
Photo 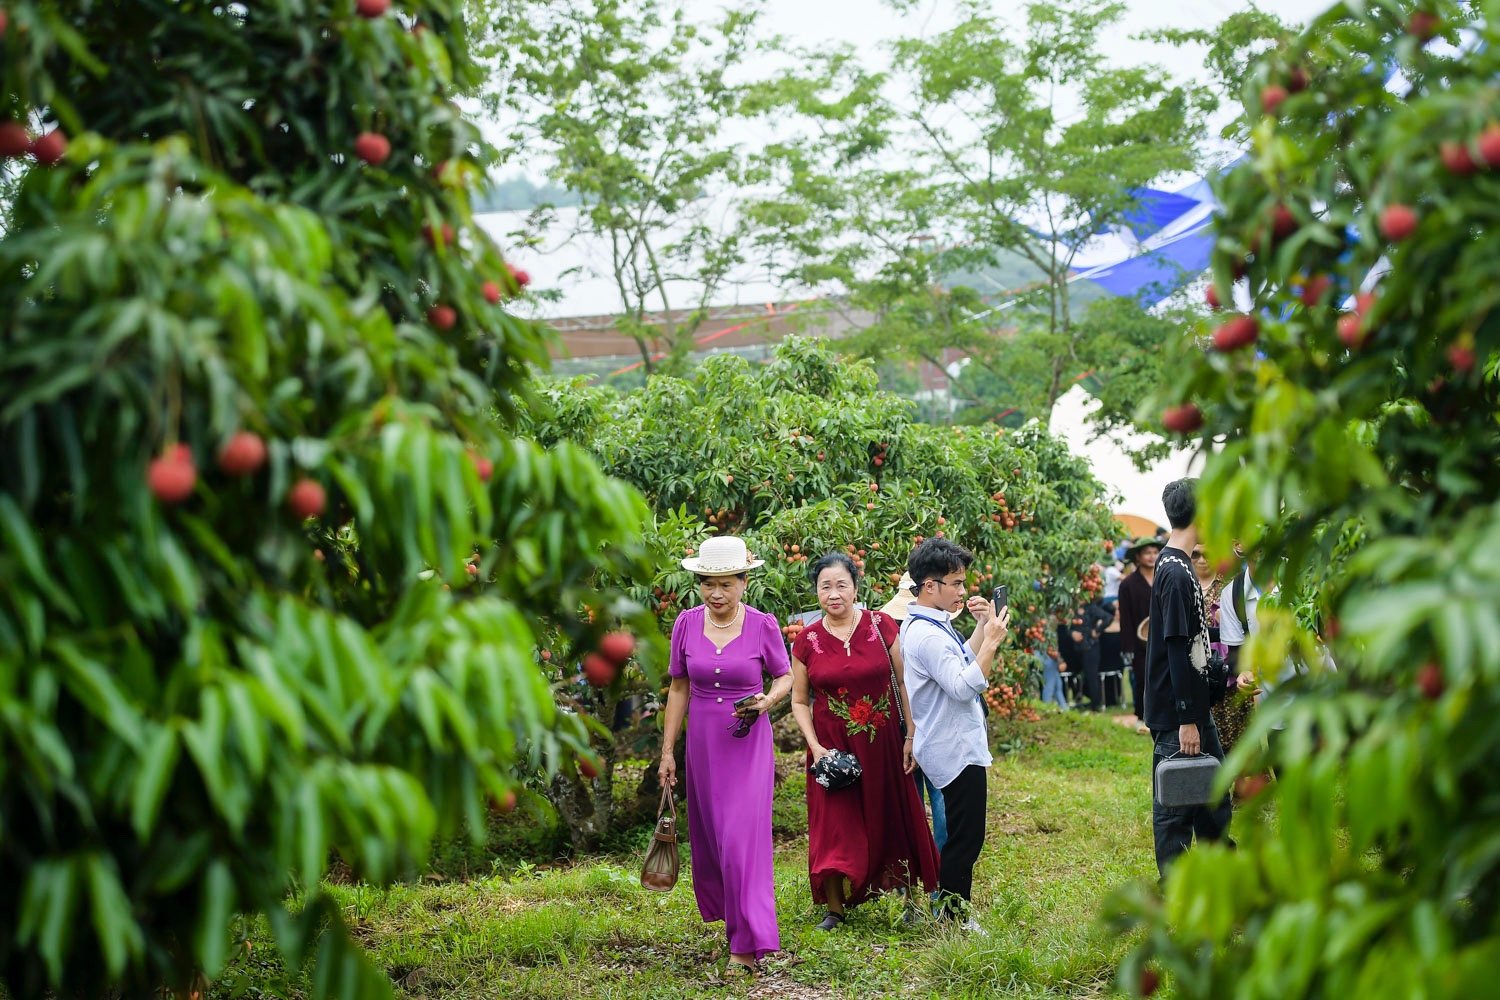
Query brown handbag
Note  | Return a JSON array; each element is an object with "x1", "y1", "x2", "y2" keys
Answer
[{"x1": 640, "y1": 786, "x2": 680, "y2": 892}]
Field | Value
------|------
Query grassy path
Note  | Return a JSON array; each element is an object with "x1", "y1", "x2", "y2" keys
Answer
[{"x1": 217, "y1": 710, "x2": 1156, "y2": 999}]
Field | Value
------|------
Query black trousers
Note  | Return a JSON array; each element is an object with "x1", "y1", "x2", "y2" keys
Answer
[
  {"x1": 937, "y1": 764, "x2": 987, "y2": 910},
  {"x1": 1128, "y1": 656, "x2": 1144, "y2": 719},
  {"x1": 1150, "y1": 720, "x2": 1233, "y2": 879},
  {"x1": 1080, "y1": 642, "x2": 1102, "y2": 710}
]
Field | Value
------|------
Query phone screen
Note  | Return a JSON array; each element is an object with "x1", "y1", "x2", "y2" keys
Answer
[{"x1": 992, "y1": 585, "x2": 1009, "y2": 615}]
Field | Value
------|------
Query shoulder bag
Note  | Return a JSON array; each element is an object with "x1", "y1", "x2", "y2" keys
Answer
[
  {"x1": 870, "y1": 611, "x2": 907, "y2": 738},
  {"x1": 639, "y1": 787, "x2": 680, "y2": 892}
]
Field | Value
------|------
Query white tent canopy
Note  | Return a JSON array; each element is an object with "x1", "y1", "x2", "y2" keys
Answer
[{"x1": 1048, "y1": 384, "x2": 1203, "y2": 529}]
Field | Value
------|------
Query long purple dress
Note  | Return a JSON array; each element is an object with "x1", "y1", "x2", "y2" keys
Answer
[{"x1": 669, "y1": 604, "x2": 790, "y2": 959}]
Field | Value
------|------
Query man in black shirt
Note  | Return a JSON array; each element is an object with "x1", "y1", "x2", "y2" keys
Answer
[{"x1": 1143, "y1": 479, "x2": 1232, "y2": 877}]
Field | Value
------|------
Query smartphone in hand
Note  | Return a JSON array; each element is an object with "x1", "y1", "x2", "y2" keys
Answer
[{"x1": 992, "y1": 585, "x2": 1009, "y2": 616}]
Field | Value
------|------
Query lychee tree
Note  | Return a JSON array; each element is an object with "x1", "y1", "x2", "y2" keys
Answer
[
  {"x1": 0, "y1": 2, "x2": 655, "y2": 997},
  {"x1": 526, "y1": 338, "x2": 1119, "y2": 847},
  {"x1": 1116, "y1": 1, "x2": 1500, "y2": 996}
]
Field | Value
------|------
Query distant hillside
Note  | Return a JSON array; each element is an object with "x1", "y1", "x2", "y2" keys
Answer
[{"x1": 473, "y1": 176, "x2": 584, "y2": 213}]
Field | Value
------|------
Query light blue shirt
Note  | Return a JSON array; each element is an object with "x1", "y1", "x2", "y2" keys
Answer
[{"x1": 900, "y1": 604, "x2": 992, "y2": 789}]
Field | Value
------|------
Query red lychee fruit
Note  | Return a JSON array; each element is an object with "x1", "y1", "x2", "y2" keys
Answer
[
  {"x1": 147, "y1": 450, "x2": 197, "y2": 504},
  {"x1": 1162, "y1": 404, "x2": 1204, "y2": 434},
  {"x1": 353, "y1": 132, "x2": 391, "y2": 165},
  {"x1": 1378, "y1": 204, "x2": 1418, "y2": 242},
  {"x1": 287, "y1": 478, "x2": 326, "y2": 519},
  {"x1": 217, "y1": 431, "x2": 268, "y2": 476},
  {"x1": 0, "y1": 122, "x2": 29, "y2": 158},
  {"x1": 1212, "y1": 315, "x2": 1259, "y2": 352},
  {"x1": 1417, "y1": 662, "x2": 1444, "y2": 699},
  {"x1": 599, "y1": 631, "x2": 637, "y2": 664},
  {"x1": 30, "y1": 129, "x2": 67, "y2": 166}
]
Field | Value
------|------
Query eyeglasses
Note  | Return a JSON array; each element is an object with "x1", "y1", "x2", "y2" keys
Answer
[
  {"x1": 727, "y1": 715, "x2": 755, "y2": 739},
  {"x1": 928, "y1": 576, "x2": 966, "y2": 590}
]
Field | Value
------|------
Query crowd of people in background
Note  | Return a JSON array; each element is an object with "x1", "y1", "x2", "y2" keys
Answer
[{"x1": 650, "y1": 478, "x2": 1301, "y2": 976}]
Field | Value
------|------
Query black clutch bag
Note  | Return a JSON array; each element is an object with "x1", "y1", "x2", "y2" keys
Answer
[{"x1": 810, "y1": 749, "x2": 862, "y2": 790}]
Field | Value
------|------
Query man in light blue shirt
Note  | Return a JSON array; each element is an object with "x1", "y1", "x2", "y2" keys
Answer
[{"x1": 900, "y1": 538, "x2": 1010, "y2": 928}]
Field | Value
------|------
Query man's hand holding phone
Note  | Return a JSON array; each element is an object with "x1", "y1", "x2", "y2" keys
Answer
[{"x1": 984, "y1": 606, "x2": 1010, "y2": 645}]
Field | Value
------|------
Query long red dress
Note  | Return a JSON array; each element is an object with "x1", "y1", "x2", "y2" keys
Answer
[{"x1": 792, "y1": 610, "x2": 940, "y2": 906}]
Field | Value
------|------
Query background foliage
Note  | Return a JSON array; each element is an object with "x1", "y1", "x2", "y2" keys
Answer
[
  {"x1": 1116, "y1": 1, "x2": 1500, "y2": 996},
  {"x1": 0, "y1": 2, "x2": 657, "y2": 996}
]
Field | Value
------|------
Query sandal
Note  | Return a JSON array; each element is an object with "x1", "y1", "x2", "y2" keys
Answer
[
  {"x1": 817, "y1": 911, "x2": 845, "y2": 931},
  {"x1": 721, "y1": 961, "x2": 758, "y2": 980}
]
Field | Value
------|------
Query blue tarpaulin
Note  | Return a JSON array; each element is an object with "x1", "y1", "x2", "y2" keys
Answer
[
  {"x1": 1120, "y1": 188, "x2": 1204, "y2": 241},
  {"x1": 1078, "y1": 229, "x2": 1215, "y2": 306}
]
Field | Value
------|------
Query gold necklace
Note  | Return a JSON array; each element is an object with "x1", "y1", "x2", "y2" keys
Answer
[
  {"x1": 824, "y1": 609, "x2": 861, "y2": 655},
  {"x1": 707, "y1": 604, "x2": 743, "y2": 630}
]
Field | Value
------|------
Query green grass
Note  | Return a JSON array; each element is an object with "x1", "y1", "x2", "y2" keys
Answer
[{"x1": 212, "y1": 709, "x2": 1157, "y2": 999}]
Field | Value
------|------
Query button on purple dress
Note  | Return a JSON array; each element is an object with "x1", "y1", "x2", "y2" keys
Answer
[{"x1": 669, "y1": 604, "x2": 790, "y2": 959}]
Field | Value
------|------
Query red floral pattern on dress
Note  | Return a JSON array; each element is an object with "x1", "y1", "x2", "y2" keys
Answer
[{"x1": 827, "y1": 686, "x2": 891, "y2": 741}]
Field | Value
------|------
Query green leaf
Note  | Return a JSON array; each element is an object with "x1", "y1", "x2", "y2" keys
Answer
[
  {"x1": 195, "y1": 859, "x2": 236, "y2": 976},
  {"x1": 131, "y1": 723, "x2": 180, "y2": 840}
]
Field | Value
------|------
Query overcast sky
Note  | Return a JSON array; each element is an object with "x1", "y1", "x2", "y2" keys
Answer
[{"x1": 755, "y1": 0, "x2": 1330, "y2": 79}]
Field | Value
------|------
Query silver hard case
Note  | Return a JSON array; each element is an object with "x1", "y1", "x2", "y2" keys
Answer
[{"x1": 1154, "y1": 754, "x2": 1221, "y2": 807}]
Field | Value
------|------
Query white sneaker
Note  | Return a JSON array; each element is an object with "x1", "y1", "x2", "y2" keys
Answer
[{"x1": 958, "y1": 918, "x2": 988, "y2": 936}]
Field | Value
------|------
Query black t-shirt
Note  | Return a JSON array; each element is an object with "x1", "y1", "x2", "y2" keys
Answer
[{"x1": 1143, "y1": 547, "x2": 1209, "y2": 729}]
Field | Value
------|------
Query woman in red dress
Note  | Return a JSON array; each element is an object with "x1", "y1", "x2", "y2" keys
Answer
[{"x1": 789, "y1": 553, "x2": 940, "y2": 930}]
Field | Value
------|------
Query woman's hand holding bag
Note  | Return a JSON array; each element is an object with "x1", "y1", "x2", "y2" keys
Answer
[{"x1": 640, "y1": 786, "x2": 681, "y2": 892}]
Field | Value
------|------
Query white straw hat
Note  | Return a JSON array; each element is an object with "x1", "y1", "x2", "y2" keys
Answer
[
  {"x1": 878, "y1": 573, "x2": 917, "y2": 620},
  {"x1": 682, "y1": 536, "x2": 765, "y2": 576}
]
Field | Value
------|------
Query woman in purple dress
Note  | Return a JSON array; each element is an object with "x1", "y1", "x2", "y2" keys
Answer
[{"x1": 659, "y1": 536, "x2": 792, "y2": 979}]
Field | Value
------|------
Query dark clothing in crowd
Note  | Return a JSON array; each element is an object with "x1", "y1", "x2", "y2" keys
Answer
[
  {"x1": 1118, "y1": 570, "x2": 1152, "y2": 718},
  {"x1": 1099, "y1": 630, "x2": 1124, "y2": 707},
  {"x1": 1073, "y1": 601, "x2": 1113, "y2": 711}
]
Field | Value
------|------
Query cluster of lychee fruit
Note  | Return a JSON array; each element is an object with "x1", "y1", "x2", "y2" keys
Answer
[
  {"x1": 343, "y1": 0, "x2": 532, "y2": 331},
  {"x1": 146, "y1": 433, "x2": 327, "y2": 520},
  {"x1": 700, "y1": 504, "x2": 743, "y2": 532},
  {"x1": 581, "y1": 631, "x2": 637, "y2": 688},
  {"x1": 989, "y1": 490, "x2": 1023, "y2": 530},
  {"x1": 0, "y1": 120, "x2": 68, "y2": 165}
]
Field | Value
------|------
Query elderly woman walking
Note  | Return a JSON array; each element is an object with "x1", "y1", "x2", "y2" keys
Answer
[
  {"x1": 789, "y1": 553, "x2": 940, "y2": 930},
  {"x1": 658, "y1": 536, "x2": 792, "y2": 979}
]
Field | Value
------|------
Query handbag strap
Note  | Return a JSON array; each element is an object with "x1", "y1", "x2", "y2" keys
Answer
[
  {"x1": 870, "y1": 611, "x2": 906, "y2": 734},
  {"x1": 653, "y1": 786, "x2": 678, "y2": 842}
]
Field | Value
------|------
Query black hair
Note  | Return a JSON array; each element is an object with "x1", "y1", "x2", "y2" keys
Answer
[
  {"x1": 1162, "y1": 478, "x2": 1197, "y2": 531},
  {"x1": 695, "y1": 573, "x2": 748, "y2": 584},
  {"x1": 906, "y1": 537, "x2": 974, "y2": 588},
  {"x1": 808, "y1": 552, "x2": 860, "y2": 589}
]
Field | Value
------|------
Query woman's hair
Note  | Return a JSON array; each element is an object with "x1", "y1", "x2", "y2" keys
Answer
[
  {"x1": 807, "y1": 552, "x2": 859, "y2": 589},
  {"x1": 907, "y1": 537, "x2": 974, "y2": 587},
  {"x1": 695, "y1": 573, "x2": 748, "y2": 584}
]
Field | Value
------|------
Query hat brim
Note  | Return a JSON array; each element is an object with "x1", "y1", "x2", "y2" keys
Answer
[
  {"x1": 878, "y1": 590, "x2": 916, "y2": 621},
  {"x1": 1125, "y1": 542, "x2": 1162, "y2": 561},
  {"x1": 681, "y1": 558, "x2": 765, "y2": 575}
]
